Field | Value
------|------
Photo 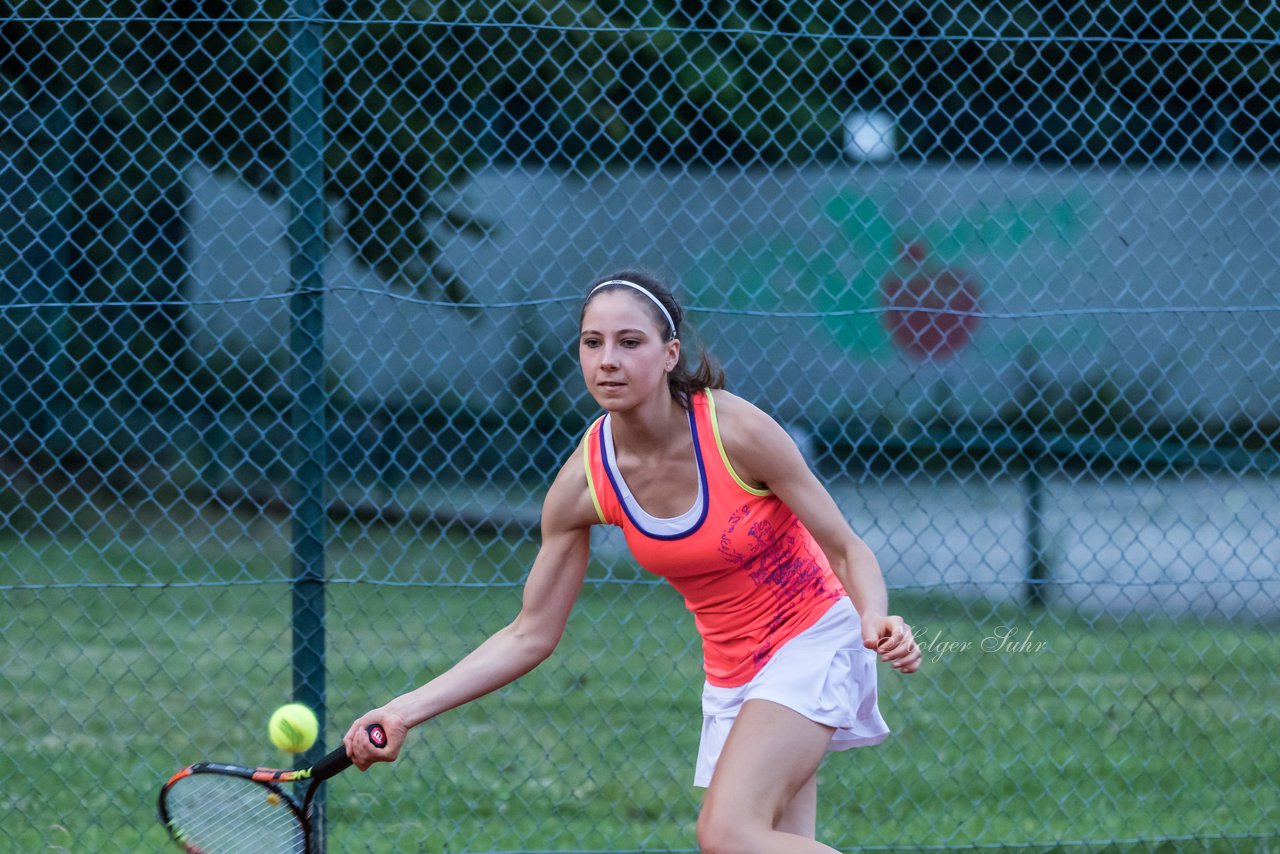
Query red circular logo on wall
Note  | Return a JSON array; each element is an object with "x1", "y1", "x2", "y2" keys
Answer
[{"x1": 881, "y1": 243, "x2": 981, "y2": 361}]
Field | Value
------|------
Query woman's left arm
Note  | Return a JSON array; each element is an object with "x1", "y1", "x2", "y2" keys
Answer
[{"x1": 714, "y1": 392, "x2": 921, "y2": 674}]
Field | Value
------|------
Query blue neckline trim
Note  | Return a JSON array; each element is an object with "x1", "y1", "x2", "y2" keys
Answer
[{"x1": 601, "y1": 407, "x2": 710, "y2": 541}]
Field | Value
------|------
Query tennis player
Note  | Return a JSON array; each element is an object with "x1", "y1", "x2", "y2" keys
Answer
[{"x1": 344, "y1": 271, "x2": 922, "y2": 853}]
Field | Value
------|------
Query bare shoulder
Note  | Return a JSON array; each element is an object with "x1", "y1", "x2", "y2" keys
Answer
[
  {"x1": 706, "y1": 389, "x2": 798, "y2": 487},
  {"x1": 708, "y1": 389, "x2": 789, "y2": 444},
  {"x1": 541, "y1": 433, "x2": 604, "y2": 534}
]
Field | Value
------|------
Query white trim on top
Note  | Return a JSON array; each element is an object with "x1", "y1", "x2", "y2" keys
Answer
[{"x1": 601, "y1": 412, "x2": 706, "y2": 537}]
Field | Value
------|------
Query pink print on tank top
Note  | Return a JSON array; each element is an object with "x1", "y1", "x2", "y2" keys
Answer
[{"x1": 720, "y1": 504, "x2": 841, "y2": 669}]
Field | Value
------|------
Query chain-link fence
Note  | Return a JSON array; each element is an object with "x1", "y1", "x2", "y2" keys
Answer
[{"x1": 2, "y1": 2, "x2": 1278, "y2": 852}]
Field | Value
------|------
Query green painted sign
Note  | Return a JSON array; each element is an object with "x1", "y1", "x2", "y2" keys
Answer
[{"x1": 686, "y1": 187, "x2": 1098, "y2": 363}]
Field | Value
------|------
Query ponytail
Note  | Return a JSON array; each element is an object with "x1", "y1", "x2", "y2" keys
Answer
[{"x1": 667, "y1": 340, "x2": 725, "y2": 406}]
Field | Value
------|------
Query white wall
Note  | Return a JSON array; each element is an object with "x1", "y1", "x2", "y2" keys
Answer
[{"x1": 185, "y1": 161, "x2": 1280, "y2": 424}]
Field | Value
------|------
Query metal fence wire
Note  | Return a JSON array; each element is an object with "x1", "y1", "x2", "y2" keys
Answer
[{"x1": 2, "y1": 1, "x2": 1279, "y2": 852}]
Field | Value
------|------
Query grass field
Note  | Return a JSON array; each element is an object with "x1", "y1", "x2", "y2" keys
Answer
[{"x1": 2, "y1": 514, "x2": 1278, "y2": 853}]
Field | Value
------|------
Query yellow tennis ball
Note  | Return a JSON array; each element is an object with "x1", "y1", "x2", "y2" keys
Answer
[{"x1": 268, "y1": 703, "x2": 318, "y2": 753}]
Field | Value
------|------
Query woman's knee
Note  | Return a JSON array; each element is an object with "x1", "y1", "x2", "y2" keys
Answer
[{"x1": 696, "y1": 802, "x2": 761, "y2": 854}]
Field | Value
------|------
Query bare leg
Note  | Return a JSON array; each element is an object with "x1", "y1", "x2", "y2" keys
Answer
[
  {"x1": 697, "y1": 699, "x2": 837, "y2": 854},
  {"x1": 776, "y1": 771, "x2": 818, "y2": 838}
]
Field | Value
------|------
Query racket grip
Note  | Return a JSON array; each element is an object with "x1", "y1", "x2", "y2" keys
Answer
[{"x1": 311, "y1": 724, "x2": 387, "y2": 781}]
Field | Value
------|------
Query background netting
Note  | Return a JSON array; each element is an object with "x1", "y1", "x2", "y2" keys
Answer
[{"x1": 2, "y1": 2, "x2": 1278, "y2": 852}]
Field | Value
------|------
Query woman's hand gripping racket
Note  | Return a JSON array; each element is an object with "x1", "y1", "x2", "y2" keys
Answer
[{"x1": 157, "y1": 724, "x2": 387, "y2": 854}]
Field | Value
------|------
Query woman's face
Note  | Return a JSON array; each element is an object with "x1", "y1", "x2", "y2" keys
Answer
[{"x1": 578, "y1": 290, "x2": 680, "y2": 411}]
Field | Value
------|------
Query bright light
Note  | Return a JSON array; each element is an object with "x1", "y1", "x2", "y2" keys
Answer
[{"x1": 842, "y1": 111, "x2": 897, "y2": 162}]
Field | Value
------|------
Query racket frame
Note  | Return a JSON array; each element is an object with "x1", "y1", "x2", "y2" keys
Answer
[{"x1": 157, "y1": 725, "x2": 385, "y2": 854}]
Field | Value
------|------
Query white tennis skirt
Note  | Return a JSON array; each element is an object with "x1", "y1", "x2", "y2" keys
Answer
[{"x1": 693, "y1": 597, "x2": 891, "y2": 787}]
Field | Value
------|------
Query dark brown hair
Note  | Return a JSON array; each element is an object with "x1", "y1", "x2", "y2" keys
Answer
[{"x1": 579, "y1": 270, "x2": 726, "y2": 408}]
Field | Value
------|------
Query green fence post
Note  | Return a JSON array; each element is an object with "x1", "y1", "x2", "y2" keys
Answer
[
  {"x1": 37, "y1": 94, "x2": 79, "y2": 462},
  {"x1": 1024, "y1": 438, "x2": 1050, "y2": 608},
  {"x1": 287, "y1": 0, "x2": 331, "y2": 843}
]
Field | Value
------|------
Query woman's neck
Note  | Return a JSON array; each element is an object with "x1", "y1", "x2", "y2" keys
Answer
[{"x1": 608, "y1": 391, "x2": 688, "y2": 456}]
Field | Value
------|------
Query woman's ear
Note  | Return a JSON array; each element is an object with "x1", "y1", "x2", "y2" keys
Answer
[{"x1": 666, "y1": 338, "x2": 681, "y2": 372}]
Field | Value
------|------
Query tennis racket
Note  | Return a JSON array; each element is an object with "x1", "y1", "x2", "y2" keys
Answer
[{"x1": 157, "y1": 723, "x2": 387, "y2": 854}]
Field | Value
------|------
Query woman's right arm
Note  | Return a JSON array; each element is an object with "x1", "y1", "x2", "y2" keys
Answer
[{"x1": 343, "y1": 442, "x2": 598, "y2": 769}]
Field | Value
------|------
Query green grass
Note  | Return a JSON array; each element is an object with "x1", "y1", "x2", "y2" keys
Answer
[{"x1": 1, "y1": 517, "x2": 1278, "y2": 853}]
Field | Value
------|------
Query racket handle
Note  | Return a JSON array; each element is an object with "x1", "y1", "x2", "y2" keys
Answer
[{"x1": 311, "y1": 724, "x2": 387, "y2": 781}]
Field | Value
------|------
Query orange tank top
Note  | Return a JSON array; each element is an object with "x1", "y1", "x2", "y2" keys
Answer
[{"x1": 583, "y1": 389, "x2": 845, "y2": 687}]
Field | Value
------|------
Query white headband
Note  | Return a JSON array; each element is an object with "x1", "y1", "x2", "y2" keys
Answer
[{"x1": 589, "y1": 279, "x2": 677, "y2": 340}]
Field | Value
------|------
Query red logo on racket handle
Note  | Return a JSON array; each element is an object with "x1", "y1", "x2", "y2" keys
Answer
[{"x1": 367, "y1": 724, "x2": 387, "y2": 749}]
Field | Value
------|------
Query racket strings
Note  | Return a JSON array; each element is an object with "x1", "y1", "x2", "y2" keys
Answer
[{"x1": 164, "y1": 773, "x2": 305, "y2": 853}]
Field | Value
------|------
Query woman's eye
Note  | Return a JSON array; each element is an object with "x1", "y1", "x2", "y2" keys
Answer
[{"x1": 622, "y1": 339, "x2": 640, "y2": 347}]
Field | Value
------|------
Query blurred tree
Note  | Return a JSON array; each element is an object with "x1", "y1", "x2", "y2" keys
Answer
[
  {"x1": 1, "y1": 0, "x2": 1276, "y2": 434},
  {"x1": 5, "y1": 0, "x2": 1276, "y2": 304}
]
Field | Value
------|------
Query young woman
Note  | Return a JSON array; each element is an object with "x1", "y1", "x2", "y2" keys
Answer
[{"x1": 343, "y1": 271, "x2": 922, "y2": 853}]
